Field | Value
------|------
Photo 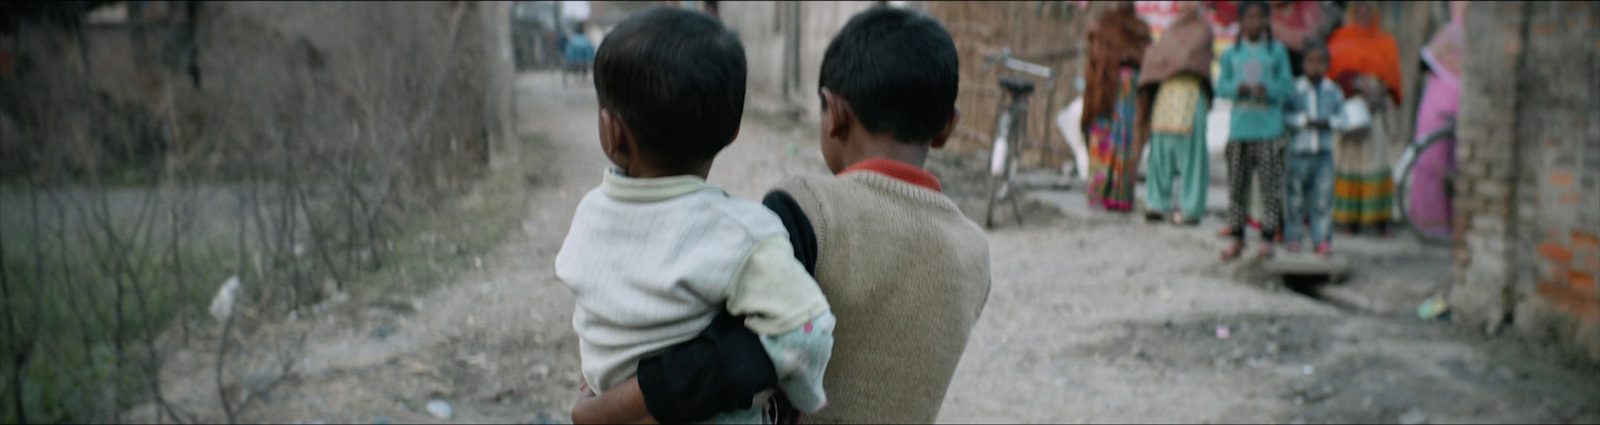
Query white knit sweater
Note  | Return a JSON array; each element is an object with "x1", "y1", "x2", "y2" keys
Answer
[{"x1": 555, "y1": 170, "x2": 830, "y2": 393}]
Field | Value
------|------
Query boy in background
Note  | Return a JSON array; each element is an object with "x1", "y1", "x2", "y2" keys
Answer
[{"x1": 1283, "y1": 43, "x2": 1351, "y2": 256}]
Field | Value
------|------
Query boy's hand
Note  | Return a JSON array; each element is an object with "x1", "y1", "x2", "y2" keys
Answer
[{"x1": 573, "y1": 379, "x2": 658, "y2": 425}]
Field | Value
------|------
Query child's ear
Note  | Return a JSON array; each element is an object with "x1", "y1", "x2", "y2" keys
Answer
[
  {"x1": 599, "y1": 108, "x2": 636, "y2": 163},
  {"x1": 930, "y1": 107, "x2": 961, "y2": 149},
  {"x1": 821, "y1": 88, "x2": 852, "y2": 144}
]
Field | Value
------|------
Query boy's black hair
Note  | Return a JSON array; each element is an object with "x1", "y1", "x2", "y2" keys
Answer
[
  {"x1": 819, "y1": 7, "x2": 958, "y2": 144},
  {"x1": 1301, "y1": 41, "x2": 1329, "y2": 59},
  {"x1": 594, "y1": 7, "x2": 746, "y2": 167}
]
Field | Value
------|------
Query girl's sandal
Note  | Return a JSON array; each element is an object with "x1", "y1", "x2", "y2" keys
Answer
[
  {"x1": 1257, "y1": 243, "x2": 1276, "y2": 259},
  {"x1": 1217, "y1": 226, "x2": 1235, "y2": 237},
  {"x1": 1220, "y1": 242, "x2": 1245, "y2": 262}
]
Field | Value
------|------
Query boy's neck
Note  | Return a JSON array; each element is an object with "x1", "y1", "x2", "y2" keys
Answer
[
  {"x1": 842, "y1": 134, "x2": 929, "y2": 171},
  {"x1": 622, "y1": 161, "x2": 714, "y2": 180}
]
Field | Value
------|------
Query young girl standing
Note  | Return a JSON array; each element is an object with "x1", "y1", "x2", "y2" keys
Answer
[{"x1": 1216, "y1": 1, "x2": 1294, "y2": 261}]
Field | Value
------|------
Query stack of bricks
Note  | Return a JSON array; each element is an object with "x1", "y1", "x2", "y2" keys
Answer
[{"x1": 1450, "y1": 2, "x2": 1600, "y2": 361}]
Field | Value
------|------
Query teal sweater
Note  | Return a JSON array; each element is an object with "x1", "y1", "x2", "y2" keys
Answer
[{"x1": 1215, "y1": 39, "x2": 1294, "y2": 142}]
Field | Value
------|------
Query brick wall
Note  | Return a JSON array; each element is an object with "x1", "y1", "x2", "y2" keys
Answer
[{"x1": 1451, "y1": 1, "x2": 1600, "y2": 362}]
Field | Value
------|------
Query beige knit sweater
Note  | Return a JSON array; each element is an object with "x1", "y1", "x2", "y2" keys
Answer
[{"x1": 775, "y1": 171, "x2": 991, "y2": 424}]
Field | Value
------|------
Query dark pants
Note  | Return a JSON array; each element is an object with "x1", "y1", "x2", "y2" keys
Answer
[{"x1": 1226, "y1": 139, "x2": 1286, "y2": 242}]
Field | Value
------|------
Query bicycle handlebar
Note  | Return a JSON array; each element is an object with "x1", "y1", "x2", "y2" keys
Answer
[{"x1": 985, "y1": 48, "x2": 1054, "y2": 80}]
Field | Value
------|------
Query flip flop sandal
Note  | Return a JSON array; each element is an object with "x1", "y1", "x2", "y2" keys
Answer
[{"x1": 1220, "y1": 243, "x2": 1245, "y2": 262}]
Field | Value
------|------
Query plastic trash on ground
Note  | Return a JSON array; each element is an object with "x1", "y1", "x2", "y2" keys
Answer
[{"x1": 1417, "y1": 296, "x2": 1449, "y2": 320}]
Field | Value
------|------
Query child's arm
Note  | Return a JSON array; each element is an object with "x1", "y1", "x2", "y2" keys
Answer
[
  {"x1": 1284, "y1": 88, "x2": 1310, "y2": 129},
  {"x1": 1214, "y1": 50, "x2": 1241, "y2": 100},
  {"x1": 1265, "y1": 44, "x2": 1296, "y2": 104},
  {"x1": 724, "y1": 235, "x2": 835, "y2": 413},
  {"x1": 573, "y1": 380, "x2": 657, "y2": 425},
  {"x1": 1324, "y1": 86, "x2": 1357, "y2": 131}
]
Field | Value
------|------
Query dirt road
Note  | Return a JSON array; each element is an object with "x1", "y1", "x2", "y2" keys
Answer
[{"x1": 147, "y1": 73, "x2": 1600, "y2": 424}]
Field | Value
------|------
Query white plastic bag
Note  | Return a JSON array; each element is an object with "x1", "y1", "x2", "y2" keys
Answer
[
  {"x1": 1054, "y1": 98, "x2": 1089, "y2": 180},
  {"x1": 1342, "y1": 97, "x2": 1373, "y2": 131}
]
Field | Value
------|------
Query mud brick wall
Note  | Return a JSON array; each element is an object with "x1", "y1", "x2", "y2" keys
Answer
[{"x1": 1450, "y1": 1, "x2": 1600, "y2": 361}]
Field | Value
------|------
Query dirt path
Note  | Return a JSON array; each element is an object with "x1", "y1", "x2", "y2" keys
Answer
[{"x1": 146, "y1": 73, "x2": 1600, "y2": 424}]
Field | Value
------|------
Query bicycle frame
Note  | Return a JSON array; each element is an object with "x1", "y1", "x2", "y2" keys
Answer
[
  {"x1": 1395, "y1": 124, "x2": 1457, "y2": 244},
  {"x1": 983, "y1": 49, "x2": 1051, "y2": 228}
]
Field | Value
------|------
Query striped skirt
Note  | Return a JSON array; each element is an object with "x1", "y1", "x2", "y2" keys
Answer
[{"x1": 1333, "y1": 102, "x2": 1394, "y2": 227}]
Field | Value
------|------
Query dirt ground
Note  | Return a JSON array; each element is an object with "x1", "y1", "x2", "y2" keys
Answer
[{"x1": 139, "y1": 73, "x2": 1600, "y2": 424}]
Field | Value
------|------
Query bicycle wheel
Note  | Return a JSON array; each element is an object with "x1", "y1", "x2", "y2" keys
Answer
[
  {"x1": 1398, "y1": 127, "x2": 1456, "y2": 244},
  {"x1": 985, "y1": 112, "x2": 1015, "y2": 228}
]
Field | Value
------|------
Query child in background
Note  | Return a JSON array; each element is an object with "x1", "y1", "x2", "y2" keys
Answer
[
  {"x1": 554, "y1": 8, "x2": 835, "y2": 424},
  {"x1": 1215, "y1": 0, "x2": 1294, "y2": 261},
  {"x1": 1283, "y1": 43, "x2": 1351, "y2": 256}
]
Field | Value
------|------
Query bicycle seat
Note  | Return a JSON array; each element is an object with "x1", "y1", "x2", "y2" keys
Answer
[{"x1": 999, "y1": 76, "x2": 1035, "y2": 94}]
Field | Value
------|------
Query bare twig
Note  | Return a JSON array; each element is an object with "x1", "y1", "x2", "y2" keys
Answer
[{"x1": 1, "y1": 220, "x2": 27, "y2": 425}]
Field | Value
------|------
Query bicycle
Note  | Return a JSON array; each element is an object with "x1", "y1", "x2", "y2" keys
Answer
[
  {"x1": 982, "y1": 49, "x2": 1055, "y2": 229},
  {"x1": 1393, "y1": 121, "x2": 1457, "y2": 245}
]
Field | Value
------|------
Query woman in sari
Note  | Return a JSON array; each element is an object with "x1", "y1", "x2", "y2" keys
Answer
[
  {"x1": 1082, "y1": 1, "x2": 1152, "y2": 212},
  {"x1": 1326, "y1": 1, "x2": 1402, "y2": 235},
  {"x1": 1137, "y1": 1, "x2": 1214, "y2": 225},
  {"x1": 1405, "y1": 1, "x2": 1467, "y2": 237}
]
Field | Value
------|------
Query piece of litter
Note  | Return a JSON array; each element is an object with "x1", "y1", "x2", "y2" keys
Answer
[
  {"x1": 1417, "y1": 296, "x2": 1449, "y2": 320},
  {"x1": 426, "y1": 399, "x2": 453, "y2": 419},
  {"x1": 1216, "y1": 326, "x2": 1230, "y2": 339},
  {"x1": 786, "y1": 144, "x2": 800, "y2": 155},
  {"x1": 1302, "y1": 365, "x2": 1314, "y2": 375},
  {"x1": 209, "y1": 276, "x2": 242, "y2": 323},
  {"x1": 1398, "y1": 407, "x2": 1428, "y2": 425}
]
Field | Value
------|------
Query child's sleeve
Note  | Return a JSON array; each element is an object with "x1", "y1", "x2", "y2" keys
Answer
[
  {"x1": 1214, "y1": 50, "x2": 1240, "y2": 100},
  {"x1": 1325, "y1": 86, "x2": 1358, "y2": 131},
  {"x1": 1266, "y1": 44, "x2": 1296, "y2": 104},
  {"x1": 724, "y1": 236, "x2": 835, "y2": 413},
  {"x1": 1284, "y1": 88, "x2": 1309, "y2": 129}
]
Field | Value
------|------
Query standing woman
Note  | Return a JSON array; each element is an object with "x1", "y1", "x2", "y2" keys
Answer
[
  {"x1": 1325, "y1": 1, "x2": 1402, "y2": 235},
  {"x1": 1137, "y1": 0, "x2": 1214, "y2": 225},
  {"x1": 1403, "y1": 1, "x2": 1466, "y2": 238},
  {"x1": 1082, "y1": 1, "x2": 1152, "y2": 212}
]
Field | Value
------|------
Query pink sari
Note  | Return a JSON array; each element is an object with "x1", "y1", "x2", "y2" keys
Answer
[{"x1": 1404, "y1": 17, "x2": 1464, "y2": 237}]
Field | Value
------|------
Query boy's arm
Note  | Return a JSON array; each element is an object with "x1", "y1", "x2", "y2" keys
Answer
[
  {"x1": 724, "y1": 236, "x2": 836, "y2": 413},
  {"x1": 1215, "y1": 51, "x2": 1240, "y2": 100},
  {"x1": 1284, "y1": 88, "x2": 1309, "y2": 129},
  {"x1": 573, "y1": 379, "x2": 656, "y2": 425},
  {"x1": 575, "y1": 311, "x2": 780, "y2": 424},
  {"x1": 1325, "y1": 87, "x2": 1356, "y2": 131}
]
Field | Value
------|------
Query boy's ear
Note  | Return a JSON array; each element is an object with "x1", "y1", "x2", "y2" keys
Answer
[
  {"x1": 930, "y1": 107, "x2": 960, "y2": 149},
  {"x1": 821, "y1": 88, "x2": 852, "y2": 144},
  {"x1": 599, "y1": 108, "x2": 636, "y2": 162}
]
